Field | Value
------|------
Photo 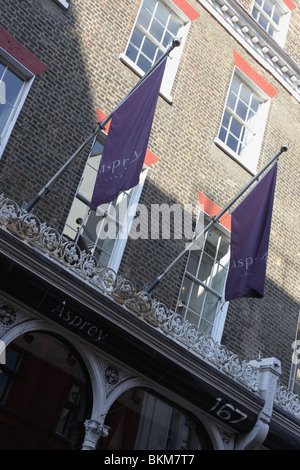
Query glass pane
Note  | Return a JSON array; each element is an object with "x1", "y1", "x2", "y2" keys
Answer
[
  {"x1": 2, "y1": 69, "x2": 23, "y2": 106},
  {"x1": 78, "y1": 157, "x2": 101, "y2": 200},
  {"x1": 247, "y1": 108, "x2": 256, "y2": 125},
  {"x1": 138, "y1": 7, "x2": 152, "y2": 30},
  {"x1": 96, "y1": 230, "x2": 117, "y2": 262},
  {"x1": 162, "y1": 30, "x2": 173, "y2": 48},
  {"x1": 131, "y1": 28, "x2": 144, "y2": 48},
  {"x1": 221, "y1": 111, "x2": 230, "y2": 129},
  {"x1": 142, "y1": 37, "x2": 157, "y2": 60},
  {"x1": 211, "y1": 263, "x2": 227, "y2": 294},
  {"x1": 144, "y1": 0, "x2": 156, "y2": 14},
  {"x1": 156, "y1": 49, "x2": 163, "y2": 61},
  {"x1": 204, "y1": 236, "x2": 217, "y2": 258},
  {"x1": 0, "y1": 103, "x2": 12, "y2": 135},
  {"x1": 231, "y1": 75, "x2": 240, "y2": 95},
  {"x1": 90, "y1": 140, "x2": 104, "y2": 158},
  {"x1": 250, "y1": 95, "x2": 260, "y2": 112},
  {"x1": 155, "y1": 3, "x2": 169, "y2": 25},
  {"x1": 202, "y1": 292, "x2": 218, "y2": 323},
  {"x1": 199, "y1": 318, "x2": 213, "y2": 335},
  {"x1": 149, "y1": 18, "x2": 164, "y2": 42},
  {"x1": 240, "y1": 84, "x2": 251, "y2": 105},
  {"x1": 273, "y1": 7, "x2": 280, "y2": 25},
  {"x1": 268, "y1": 24, "x2": 275, "y2": 37},
  {"x1": 82, "y1": 209, "x2": 109, "y2": 253},
  {"x1": 252, "y1": 7, "x2": 259, "y2": 20},
  {"x1": 258, "y1": 14, "x2": 268, "y2": 30},
  {"x1": 236, "y1": 100, "x2": 248, "y2": 121},
  {"x1": 227, "y1": 91, "x2": 237, "y2": 111},
  {"x1": 198, "y1": 253, "x2": 213, "y2": 285},
  {"x1": 0, "y1": 63, "x2": 5, "y2": 80},
  {"x1": 227, "y1": 133, "x2": 239, "y2": 152},
  {"x1": 187, "y1": 252, "x2": 199, "y2": 276},
  {"x1": 98, "y1": 388, "x2": 210, "y2": 450},
  {"x1": 219, "y1": 127, "x2": 227, "y2": 143},
  {"x1": 230, "y1": 118, "x2": 242, "y2": 138},
  {"x1": 185, "y1": 308, "x2": 201, "y2": 326},
  {"x1": 189, "y1": 283, "x2": 205, "y2": 313},
  {"x1": 137, "y1": 54, "x2": 152, "y2": 72},
  {"x1": 256, "y1": 0, "x2": 263, "y2": 7},
  {"x1": 181, "y1": 276, "x2": 193, "y2": 304},
  {"x1": 217, "y1": 234, "x2": 230, "y2": 263},
  {"x1": 64, "y1": 197, "x2": 89, "y2": 241},
  {"x1": 237, "y1": 141, "x2": 245, "y2": 156},
  {"x1": 126, "y1": 44, "x2": 138, "y2": 63},
  {"x1": 168, "y1": 16, "x2": 180, "y2": 35},
  {"x1": 264, "y1": 0, "x2": 273, "y2": 17}
]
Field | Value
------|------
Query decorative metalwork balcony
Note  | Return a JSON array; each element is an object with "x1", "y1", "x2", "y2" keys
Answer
[{"x1": 0, "y1": 193, "x2": 299, "y2": 419}]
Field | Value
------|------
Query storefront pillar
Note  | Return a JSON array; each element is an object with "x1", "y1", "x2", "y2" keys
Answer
[
  {"x1": 82, "y1": 419, "x2": 110, "y2": 450},
  {"x1": 235, "y1": 357, "x2": 281, "y2": 450}
]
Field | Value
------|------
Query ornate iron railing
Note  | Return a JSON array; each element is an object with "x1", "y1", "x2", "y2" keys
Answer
[{"x1": 0, "y1": 194, "x2": 299, "y2": 418}]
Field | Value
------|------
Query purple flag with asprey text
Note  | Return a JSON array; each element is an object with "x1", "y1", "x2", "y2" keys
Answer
[
  {"x1": 225, "y1": 163, "x2": 278, "y2": 301},
  {"x1": 90, "y1": 59, "x2": 166, "y2": 210}
]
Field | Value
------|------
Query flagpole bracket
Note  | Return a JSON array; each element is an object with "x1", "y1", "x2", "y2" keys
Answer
[
  {"x1": 172, "y1": 37, "x2": 182, "y2": 48},
  {"x1": 143, "y1": 278, "x2": 160, "y2": 294}
]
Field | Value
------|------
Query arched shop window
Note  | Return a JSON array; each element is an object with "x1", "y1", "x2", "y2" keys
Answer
[
  {"x1": 0, "y1": 332, "x2": 92, "y2": 450},
  {"x1": 98, "y1": 388, "x2": 213, "y2": 450}
]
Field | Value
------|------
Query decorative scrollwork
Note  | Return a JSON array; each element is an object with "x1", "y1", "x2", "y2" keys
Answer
[
  {"x1": 113, "y1": 278, "x2": 135, "y2": 303},
  {"x1": 199, "y1": 334, "x2": 216, "y2": 359},
  {"x1": 0, "y1": 304, "x2": 17, "y2": 327},
  {"x1": 19, "y1": 213, "x2": 42, "y2": 240},
  {"x1": 104, "y1": 365, "x2": 120, "y2": 386},
  {"x1": 1, "y1": 194, "x2": 299, "y2": 419},
  {"x1": 185, "y1": 324, "x2": 201, "y2": 347},
  {"x1": 40, "y1": 226, "x2": 62, "y2": 252},
  {"x1": 61, "y1": 241, "x2": 81, "y2": 267},
  {"x1": 152, "y1": 301, "x2": 170, "y2": 327},
  {"x1": 226, "y1": 354, "x2": 243, "y2": 377},
  {"x1": 0, "y1": 198, "x2": 22, "y2": 225},
  {"x1": 80, "y1": 253, "x2": 98, "y2": 278},
  {"x1": 167, "y1": 313, "x2": 185, "y2": 338},
  {"x1": 94, "y1": 267, "x2": 117, "y2": 293},
  {"x1": 134, "y1": 292, "x2": 153, "y2": 318}
]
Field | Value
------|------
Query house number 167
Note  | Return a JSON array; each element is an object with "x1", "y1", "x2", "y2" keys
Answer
[{"x1": 210, "y1": 398, "x2": 248, "y2": 424}]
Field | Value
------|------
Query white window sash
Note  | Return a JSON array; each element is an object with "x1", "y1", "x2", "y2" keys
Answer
[
  {"x1": 0, "y1": 49, "x2": 35, "y2": 159},
  {"x1": 251, "y1": 0, "x2": 292, "y2": 47},
  {"x1": 176, "y1": 214, "x2": 231, "y2": 341},
  {"x1": 120, "y1": 0, "x2": 191, "y2": 103},
  {"x1": 63, "y1": 135, "x2": 149, "y2": 273},
  {"x1": 216, "y1": 67, "x2": 271, "y2": 174}
]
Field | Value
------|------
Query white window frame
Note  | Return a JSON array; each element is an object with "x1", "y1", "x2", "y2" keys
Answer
[
  {"x1": 119, "y1": 0, "x2": 191, "y2": 103},
  {"x1": 63, "y1": 132, "x2": 149, "y2": 274},
  {"x1": 176, "y1": 213, "x2": 231, "y2": 343},
  {"x1": 52, "y1": 0, "x2": 70, "y2": 10},
  {"x1": 251, "y1": 0, "x2": 292, "y2": 47},
  {"x1": 0, "y1": 48, "x2": 34, "y2": 160},
  {"x1": 215, "y1": 66, "x2": 271, "y2": 174}
]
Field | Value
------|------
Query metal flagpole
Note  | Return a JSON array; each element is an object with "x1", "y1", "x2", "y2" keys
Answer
[
  {"x1": 22, "y1": 38, "x2": 182, "y2": 213},
  {"x1": 143, "y1": 144, "x2": 289, "y2": 294}
]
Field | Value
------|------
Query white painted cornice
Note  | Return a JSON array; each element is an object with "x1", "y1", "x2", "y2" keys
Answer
[{"x1": 197, "y1": 0, "x2": 300, "y2": 101}]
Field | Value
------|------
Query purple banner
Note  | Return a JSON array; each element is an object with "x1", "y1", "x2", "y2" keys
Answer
[
  {"x1": 225, "y1": 163, "x2": 278, "y2": 301},
  {"x1": 90, "y1": 59, "x2": 166, "y2": 210}
]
